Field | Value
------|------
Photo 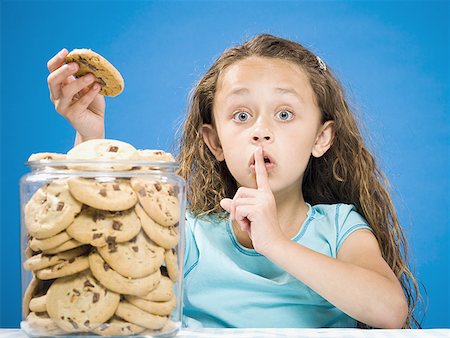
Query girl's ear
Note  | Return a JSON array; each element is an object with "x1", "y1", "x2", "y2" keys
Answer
[
  {"x1": 202, "y1": 124, "x2": 225, "y2": 161},
  {"x1": 312, "y1": 120, "x2": 335, "y2": 158}
]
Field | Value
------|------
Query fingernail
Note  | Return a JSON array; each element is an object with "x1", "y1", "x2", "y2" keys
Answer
[
  {"x1": 58, "y1": 48, "x2": 67, "y2": 57},
  {"x1": 93, "y1": 83, "x2": 100, "y2": 91},
  {"x1": 68, "y1": 62, "x2": 78, "y2": 71},
  {"x1": 83, "y1": 74, "x2": 94, "y2": 82}
]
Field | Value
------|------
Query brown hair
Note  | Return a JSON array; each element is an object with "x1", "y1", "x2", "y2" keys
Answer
[{"x1": 177, "y1": 33, "x2": 422, "y2": 328}]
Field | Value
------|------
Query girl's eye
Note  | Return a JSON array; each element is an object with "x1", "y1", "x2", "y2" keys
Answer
[
  {"x1": 276, "y1": 110, "x2": 294, "y2": 121},
  {"x1": 232, "y1": 111, "x2": 251, "y2": 122}
]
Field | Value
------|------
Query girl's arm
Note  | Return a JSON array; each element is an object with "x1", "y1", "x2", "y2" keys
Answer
[
  {"x1": 221, "y1": 148, "x2": 408, "y2": 328},
  {"x1": 47, "y1": 48, "x2": 106, "y2": 146},
  {"x1": 265, "y1": 229, "x2": 408, "y2": 329}
]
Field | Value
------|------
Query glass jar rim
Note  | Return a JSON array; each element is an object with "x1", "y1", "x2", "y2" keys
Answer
[
  {"x1": 26, "y1": 159, "x2": 178, "y2": 165},
  {"x1": 26, "y1": 159, "x2": 179, "y2": 171}
]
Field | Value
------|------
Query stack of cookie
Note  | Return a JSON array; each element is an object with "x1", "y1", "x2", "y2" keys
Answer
[{"x1": 22, "y1": 139, "x2": 182, "y2": 337}]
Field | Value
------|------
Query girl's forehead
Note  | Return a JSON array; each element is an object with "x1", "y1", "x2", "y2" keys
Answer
[
  {"x1": 215, "y1": 56, "x2": 314, "y2": 100},
  {"x1": 216, "y1": 56, "x2": 311, "y2": 92}
]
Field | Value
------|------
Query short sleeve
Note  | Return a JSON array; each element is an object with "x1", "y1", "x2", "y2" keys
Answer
[
  {"x1": 335, "y1": 204, "x2": 372, "y2": 252},
  {"x1": 183, "y1": 212, "x2": 199, "y2": 278}
]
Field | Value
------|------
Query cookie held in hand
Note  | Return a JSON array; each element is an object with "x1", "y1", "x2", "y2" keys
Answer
[{"x1": 65, "y1": 48, "x2": 124, "y2": 97}]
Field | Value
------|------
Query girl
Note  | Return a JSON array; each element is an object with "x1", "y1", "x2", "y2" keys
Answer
[{"x1": 46, "y1": 34, "x2": 420, "y2": 328}]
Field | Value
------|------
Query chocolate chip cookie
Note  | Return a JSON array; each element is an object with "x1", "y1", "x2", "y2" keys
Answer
[{"x1": 65, "y1": 49, "x2": 124, "y2": 97}]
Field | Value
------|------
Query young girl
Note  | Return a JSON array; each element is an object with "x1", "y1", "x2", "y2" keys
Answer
[{"x1": 46, "y1": 34, "x2": 420, "y2": 329}]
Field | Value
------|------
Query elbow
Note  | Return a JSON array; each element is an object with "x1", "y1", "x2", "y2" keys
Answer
[{"x1": 379, "y1": 295, "x2": 409, "y2": 329}]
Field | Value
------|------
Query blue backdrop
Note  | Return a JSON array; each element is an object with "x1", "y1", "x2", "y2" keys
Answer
[{"x1": 1, "y1": 0, "x2": 448, "y2": 329}]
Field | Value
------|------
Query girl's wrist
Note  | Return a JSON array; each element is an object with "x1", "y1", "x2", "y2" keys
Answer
[
  {"x1": 75, "y1": 131, "x2": 104, "y2": 146},
  {"x1": 258, "y1": 234, "x2": 290, "y2": 258}
]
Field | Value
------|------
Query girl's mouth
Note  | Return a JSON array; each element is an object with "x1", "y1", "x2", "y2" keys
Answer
[{"x1": 248, "y1": 151, "x2": 276, "y2": 172}]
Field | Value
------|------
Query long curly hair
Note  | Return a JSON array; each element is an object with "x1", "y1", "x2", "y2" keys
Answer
[{"x1": 176, "y1": 33, "x2": 423, "y2": 328}]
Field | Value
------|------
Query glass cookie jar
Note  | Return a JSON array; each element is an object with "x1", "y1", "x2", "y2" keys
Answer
[{"x1": 20, "y1": 159, "x2": 185, "y2": 337}]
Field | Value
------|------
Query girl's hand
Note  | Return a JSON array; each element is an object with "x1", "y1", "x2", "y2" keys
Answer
[
  {"x1": 47, "y1": 48, "x2": 106, "y2": 143},
  {"x1": 220, "y1": 147, "x2": 286, "y2": 255}
]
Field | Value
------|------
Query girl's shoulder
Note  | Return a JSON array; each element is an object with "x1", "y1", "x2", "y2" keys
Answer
[
  {"x1": 310, "y1": 203, "x2": 369, "y2": 230},
  {"x1": 308, "y1": 203, "x2": 372, "y2": 253},
  {"x1": 185, "y1": 209, "x2": 227, "y2": 231}
]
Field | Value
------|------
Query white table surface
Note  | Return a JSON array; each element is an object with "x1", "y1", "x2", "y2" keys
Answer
[{"x1": 0, "y1": 328, "x2": 448, "y2": 337}]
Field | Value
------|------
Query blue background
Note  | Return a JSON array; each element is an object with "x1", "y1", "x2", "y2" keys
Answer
[{"x1": 1, "y1": 0, "x2": 449, "y2": 329}]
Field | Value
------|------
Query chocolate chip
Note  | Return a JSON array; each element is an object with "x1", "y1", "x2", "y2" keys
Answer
[
  {"x1": 139, "y1": 188, "x2": 146, "y2": 197},
  {"x1": 93, "y1": 233, "x2": 102, "y2": 240},
  {"x1": 110, "y1": 210, "x2": 123, "y2": 216},
  {"x1": 132, "y1": 246, "x2": 139, "y2": 252},
  {"x1": 78, "y1": 57, "x2": 89, "y2": 66},
  {"x1": 73, "y1": 288, "x2": 80, "y2": 296},
  {"x1": 92, "y1": 292, "x2": 100, "y2": 303},
  {"x1": 106, "y1": 236, "x2": 117, "y2": 253},
  {"x1": 99, "y1": 323, "x2": 108, "y2": 331},
  {"x1": 93, "y1": 211, "x2": 105, "y2": 222},
  {"x1": 99, "y1": 188, "x2": 107, "y2": 197},
  {"x1": 103, "y1": 262, "x2": 110, "y2": 271},
  {"x1": 160, "y1": 266, "x2": 169, "y2": 277},
  {"x1": 168, "y1": 187, "x2": 177, "y2": 197},
  {"x1": 54, "y1": 263, "x2": 64, "y2": 271},
  {"x1": 84, "y1": 280, "x2": 94, "y2": 288},
  {"x1": 112, "y1": 220, "x2": 123, "y2": 231},
  {"x1": 68, "y1": 257, "x2": 75, "y2": 263},
  {"x1": 108, "y1": 146, "x2": 119, "y2": 152},
  {"x1": 154, "y1": 183, "x2": 162, "y2": 191},
  {"x1": 113, "y1": 184, "x2": 120, "y2": 191},
  {"x1": 97, "y1": 77, "x2": 106, "y2": 87},
  {"x1": 68, "y1": 318, "x2": 78, "y2": 329},
  {"x1": 88, "y1": 63, "x2": 98, "y2": 72}
]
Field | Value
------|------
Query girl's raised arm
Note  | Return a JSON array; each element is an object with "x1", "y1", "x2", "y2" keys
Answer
[{"x1": 47, "y1": 48, "x2": 105, "y2": 145}]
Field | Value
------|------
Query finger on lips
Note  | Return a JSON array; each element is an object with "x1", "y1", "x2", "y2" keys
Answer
[{"x1": 254, "y1": 147, "x2": 270, "y2": 191}]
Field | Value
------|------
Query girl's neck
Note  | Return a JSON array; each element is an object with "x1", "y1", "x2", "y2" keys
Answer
[{"x1": 273, "y1": 187, "x2": 309, "y2": 238}]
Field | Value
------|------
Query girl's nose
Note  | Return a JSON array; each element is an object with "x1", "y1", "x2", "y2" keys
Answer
[{"x1": 250, "y1": 126, "x2": 273, "y2": 144}]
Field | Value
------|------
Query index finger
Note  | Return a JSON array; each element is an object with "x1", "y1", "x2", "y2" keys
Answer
[
  {"x1": 47, "y1": 48, "x2": 68, "y2": 72},
  {"x1": 254, "y1": 147, "x2": 271, "y2": 191}
]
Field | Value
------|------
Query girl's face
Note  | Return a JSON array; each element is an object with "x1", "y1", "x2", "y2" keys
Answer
[{"x1": 203, "y1": 56, "x2": 334, "y2": 196}]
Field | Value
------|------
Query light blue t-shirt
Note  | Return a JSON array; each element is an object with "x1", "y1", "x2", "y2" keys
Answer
[{"x1": 182, "y1": 203, "x2": 371, "y2": 328}]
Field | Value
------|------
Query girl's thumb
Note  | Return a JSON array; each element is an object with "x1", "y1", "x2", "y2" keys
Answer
[{"x1": 220, "y1": 198, "x2": 233, "y2": 213}]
